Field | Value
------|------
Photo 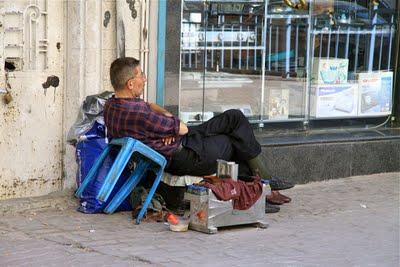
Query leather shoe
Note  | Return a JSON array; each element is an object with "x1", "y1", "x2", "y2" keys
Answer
[
  {"x1": 275, "y1": 191, "x2": 291, "y2": 203},
  {"x1": 269, "y1": 176, "x2": 294, "y2": 191},
  {"x1": 266, "y1": 191, "x2": 285, "y2": 205},
  {"x1": 265, "y1": 202, "x2": 280, "y2": 213}
]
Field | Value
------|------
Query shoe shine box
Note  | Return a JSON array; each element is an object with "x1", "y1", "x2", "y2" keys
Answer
[
  {"x1": 357, "y1": 71, "x2": 393, "y2": 116},
  {"x1": 310, "y1": 83, "x2": 358, "y2": 118},
  {"x1": 312, "y1": 58, "x2": 349, "y2": 84}
]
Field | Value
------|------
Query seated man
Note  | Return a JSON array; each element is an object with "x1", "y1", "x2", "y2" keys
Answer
[{"x1": 103, "y1": 57, "x2": 293, "y2": 212}]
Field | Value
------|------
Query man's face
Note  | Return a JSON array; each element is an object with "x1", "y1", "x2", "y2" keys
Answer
[{"x1": 127, "y1": 66, "x2": 146, "y2": 97}]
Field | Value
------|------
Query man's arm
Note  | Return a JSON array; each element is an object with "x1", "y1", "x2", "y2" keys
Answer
[
  {"x1": 149, "y1": 102, "x2": 188, "y2": 136},
  {"x1": 178, "y1": 121, "x2": 188, "y2": 135},
  {"x1": 149, "y1": 102, "x2": 173, "y2": 117}
]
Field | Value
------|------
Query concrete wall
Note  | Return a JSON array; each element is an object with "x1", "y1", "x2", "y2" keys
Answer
[
  {"x1": 64, "y1": 0, "x2": 147, "y2": 190},
  {"x1": 261, "y1": 138, "x2": 400, "y2": 184},
  {"x1": 63, "y1": 0, "x2": 115, "y2": 190},
  {"x1": 0, "y1": 0, "x2": 64, "y2": 199}
]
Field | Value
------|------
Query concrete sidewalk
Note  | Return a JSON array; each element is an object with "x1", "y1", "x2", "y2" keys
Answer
[{"x1": 0, "y1": 173, "x2": 399, "y2": 266}]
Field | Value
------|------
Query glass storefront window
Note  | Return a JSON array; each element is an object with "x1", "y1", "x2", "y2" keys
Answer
[
  {"x1": 308, "y1": 0, "x2": 398, "y2": 130},
  {"x1": 180, "y1": 0, "x2": 267, "y2": 123},
  {"x1": 163, "y1": 0, "x2": 398, "y2": 130},
  {"x1": 263, "y1": 1, "x2": 310, "y2": 123}
]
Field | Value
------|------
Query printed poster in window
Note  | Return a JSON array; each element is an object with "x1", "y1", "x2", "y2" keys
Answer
[
  {"x1": 268, "y1": 89, "x2": 289, "y2": 120},
  {"x1": 357, "y1": 71, "x2": 393, "y2": 116}
]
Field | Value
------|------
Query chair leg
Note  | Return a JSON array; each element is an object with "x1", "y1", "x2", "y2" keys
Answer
[
  {"x1": 75, "y1": 146, "x2": 111, "y2": 198},
  {"x1": 97, "y1": 144, "x2": 135, "y2": 202},
  {"x1": 103, "y1": 159, "x2": 150, "y2": 214},
  {"x1": 135, "y1": 166, "x2": 164, "y2": 224}
]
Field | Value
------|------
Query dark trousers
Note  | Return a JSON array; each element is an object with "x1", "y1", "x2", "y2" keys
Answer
[{"x1": 165, "y1": 109, "x2": 261, "y2": 177}]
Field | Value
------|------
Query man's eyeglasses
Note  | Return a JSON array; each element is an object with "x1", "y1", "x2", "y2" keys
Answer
[
  {"x1": 125, "y1": 71, "x2": 146, "y2": 85},
  {"x1": 135, "y1": 71, "x2": 146, "y2": 79}
]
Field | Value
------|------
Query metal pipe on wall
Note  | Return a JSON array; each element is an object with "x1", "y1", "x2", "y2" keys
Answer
[
  {"x1": 139, "y1": 0, "x2": 147, "y2": 99},
  {"x1": 116, "y1": 0, "x2": 125, "y2": 58}
]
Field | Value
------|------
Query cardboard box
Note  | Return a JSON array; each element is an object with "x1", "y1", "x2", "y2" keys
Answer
[
  {"x1": 268, "y1": 89, "x2": 289, "y2": 120},
  {"x1": 312, "y1": 58, "x2": 349, "y2": 85},
  {"x1": 221, "y1": 105, "x2": 253, "y2": 117},
  {"x1": 357, "y1": 71, "x2": 393, "y2": 116},
  {"x1": 179, "y1": 111, "x2": 214, "y2": 123},
  {"x1": 311, "y1": 83, "x2": 358, "y2": 118}
]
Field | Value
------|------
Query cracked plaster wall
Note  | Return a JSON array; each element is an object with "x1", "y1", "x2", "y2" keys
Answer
[
  {"x1": 0, "y1": 0, "x2": 64, "y2": 199},
  {"x1": 1, "y1": 0, "x2": 148, "y2": 199}
]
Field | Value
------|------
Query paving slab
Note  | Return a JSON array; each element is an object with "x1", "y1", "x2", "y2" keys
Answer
[{"x1": 0, "y1": 172, "x2": 399, "y2": 266}]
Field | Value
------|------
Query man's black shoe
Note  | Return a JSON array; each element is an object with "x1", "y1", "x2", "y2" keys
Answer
[
  {"x1": 269, "y1": 176, "x2": 294, "y2": 191},
  {"x1": 265, "y1": 202, "x2": 280, "y2": 213}
]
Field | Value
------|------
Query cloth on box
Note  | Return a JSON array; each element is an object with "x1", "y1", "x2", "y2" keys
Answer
[{"x1": 201, "y1": 176, "x2": 263, "y2": 210}]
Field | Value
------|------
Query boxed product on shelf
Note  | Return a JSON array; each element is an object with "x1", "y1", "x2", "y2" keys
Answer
[
  {"x1": 310, "y1": 83, "x2": 358, "y2": 118},
  {"x1": 179, "y1": 111, "x2": 214, "y2": 123},
  {"x1": 221, "y1": 104, "x2": 253, "y2": 117},
  {"x1": 268, "y1": 89, "x2": 289, "y2": 120},
  {"x1": 357, "y1": 71, "x2": 393, "y2": 116},
  {"x1": 312, "y1": 58, "x2": 349, "y2": 85}
]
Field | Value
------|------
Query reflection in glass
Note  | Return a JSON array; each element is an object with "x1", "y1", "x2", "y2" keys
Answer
[
  {"x1": 168, "y1": 0, "x2": 398, "y2": 128},
  {"x1": 309, "y1": 0, "x2": 397, "y2": 120},
  {"x1": 180, "y1": 1, "x2": 266, "y2": 124}
]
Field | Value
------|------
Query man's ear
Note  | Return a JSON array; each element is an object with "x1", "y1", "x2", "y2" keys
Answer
[{"x1": 127, "y1": 79, "x2": 133, "y2": 89}]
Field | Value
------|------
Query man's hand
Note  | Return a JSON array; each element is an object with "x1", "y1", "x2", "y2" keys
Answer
[
  {"x1": 163, "y1": 111, "x2": 173, "y2": 117},
  {"x1": 179, "y1": 121, "x2": 188, "y2": 135},
  {"x1": 162, "y1": 136, "x2": 175, "y2": 146}
]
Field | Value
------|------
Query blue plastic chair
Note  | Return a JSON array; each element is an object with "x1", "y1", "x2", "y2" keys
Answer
[{"x1": 75, "y1": 137, "x2": 167, "y2": 224}]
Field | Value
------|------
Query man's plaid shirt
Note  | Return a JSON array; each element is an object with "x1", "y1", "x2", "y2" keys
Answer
[{"x1": 104, "y1": 96, "x2": 182, "y2": 157}]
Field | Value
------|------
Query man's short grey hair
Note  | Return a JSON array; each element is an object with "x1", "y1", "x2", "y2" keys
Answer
[{"x1": 109, "y1": 57, "x2": 140, "y2": 90}]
